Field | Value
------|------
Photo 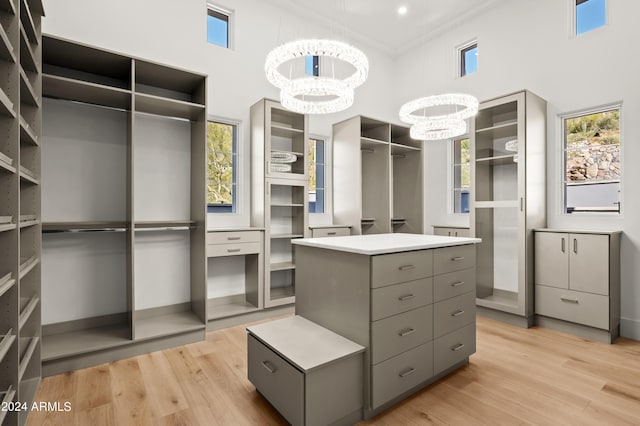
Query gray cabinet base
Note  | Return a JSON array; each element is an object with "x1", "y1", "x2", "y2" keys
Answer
[
  {"x1": 535, "y1": 316, "x2": 618, "y2": 344},
  {"x1": 476, "y1": 306, "x2": 535, "y2": 329}
]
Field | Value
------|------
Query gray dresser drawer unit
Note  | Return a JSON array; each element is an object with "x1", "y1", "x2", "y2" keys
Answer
[
  {"x1": 311, "y1": 227, "x2": 351, "y2": 238},
  {"x1": 433, "y1": 244, "x2": 475, "y2": 275},
  {"x1": 371, "y1": 250, "x2": 433, "y2": 288},
  {"x1": 433, "y1": 268, "x2": 476, "y2": 302},
  {"x1": 247, "y1": 334, "x2": 304, "y2": 425},
  {"x1": 371, "y1": 277, "x2": 433, "y2": 321},
  {"x1": 535, "y1": 285, "x2": 609, "y2": 330},
  {"x1": 207, "y1": 230, "x2": 262, "y2": 245},
  {"x1": 433, "y1": 292, "x2": 476, "y2": 338},
  {"x1": 206, "y1": 242, "x2": 261, "y2": 257},
  {"x1": 371, "y1": 341, "x2": 434, "y2": 409},
  {"x1": 371, "y1": 305, "x2": 433, "y2": 364},
  {"x1": 434, "y1": 323, "x2": 476, "y2": 374}
]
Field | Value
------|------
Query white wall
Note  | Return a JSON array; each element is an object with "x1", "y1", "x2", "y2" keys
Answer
[
  {"x1": 393, "y1": 0, "x2": 640, "y2": 338},
  {"x1": 42, "y1": 0, "x2": 397, "y2": 228}
]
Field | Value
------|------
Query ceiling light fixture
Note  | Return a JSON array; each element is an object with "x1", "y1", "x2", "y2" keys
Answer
[
  {"x1": 398, "y1": 5, "x2": 408, "y2": 16},
  {"x1": 399, "y1": 93, "x2": 479, "y2": 140},
  {"x1": 265, "y1": 39, "x2": 369, "y2": 114}
]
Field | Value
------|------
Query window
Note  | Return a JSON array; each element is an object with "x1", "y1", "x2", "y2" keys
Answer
[
  {"x1": 305, "y1": 56, "x2": 320, "y2": 77},
  {"x1": 575, "y1": 0, "x2": 606, "y2": 35},
  {"x1": 208, "y1": 121, "x2": 237, "y2": 212},
  {"x1": 563, "y1": 106, "x2": 620, "y2": 214},
  {"x1": 459, "y1": 41, "x2": 478, "y2": 77},
  {"x1": 308, "y1": 138, "x2": 325, "y2": 213},
  {"x1": 207, "y1": 4, "x2": 231, "y2": 48},
  {"x1": 452, "y1": 137, "x2": 471, "y2": 213}
]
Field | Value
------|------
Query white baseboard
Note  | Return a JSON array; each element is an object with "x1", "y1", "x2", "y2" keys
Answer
[{"x1": 620, "y1": 317, "x2": 640, "y2": 341}]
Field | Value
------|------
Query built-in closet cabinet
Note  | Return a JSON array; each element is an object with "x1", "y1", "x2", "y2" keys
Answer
[
  {"x1": 40, "y1": 35, "x2": 207, "y2": 376},
  {"x1": 470, "y1": 90, "x2": 546, "y2": 326},
  {"x1": 0, "y1": 0, "x2": 44, "y2": 424},
  {"x1": 250, "y1": 99, "x2": 309, "y2": 308},
  {"x1": 333, "y1": 116, "x2": 423, "y2": 235}
]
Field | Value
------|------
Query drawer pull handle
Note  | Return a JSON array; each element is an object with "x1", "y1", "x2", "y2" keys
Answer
[
  {"x1": 327, "y1": 232, "x2": 337, "y2": 235},
  {"x1": 227, "y1": 236, "x2": 241, "y2": 241},
  {"x1": 451, "y1": 343, "x2": 465, "y2": 352},
  {"x1": 398, "y1": 328, "x2": 416, "y2": 337},
  {"x1": 451, "y1": 310, "x2": 465, "y2": 317},
  {"x1": 398, "y1": 367, "x2": 416, "y2": 378},
  {"x1": 561, "y1": 297, "x2": 579, "y2": 304},
  {"x1": 398, "y1": 294, "x2": 415, "y2": 301},
  {"x1": 227, "y1": 248, "x2": 241, "y2": 253},
  {"x1": 561, "y1": 237, "x2": 565, "y2": 253},
  {"x1": 261, "y1": 361, "x2": 277, "y2": 374},
  {"x1": 451, "y1": 256, "x2": 465, "y2": 262},
  {"x1": 451, "y1": 281, "x2": 465, "y2": 287},
  {"x1": 398, "y1": 265, "x2": 415, "y2": 271}
]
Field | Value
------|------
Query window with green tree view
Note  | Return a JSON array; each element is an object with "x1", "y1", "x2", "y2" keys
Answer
[
  {"x1": 452, "y1": 137, "x2": 471, "y2": 213},
  {"x1": 563, "y1": 107, "x2": 620, "y2": 213},
  {"x1": 208, "y1": 121, "x2": 237, "y2": 212}
]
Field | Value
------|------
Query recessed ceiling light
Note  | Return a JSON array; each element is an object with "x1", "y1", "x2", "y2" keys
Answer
[{"x1": 397, "y1": 5, "x2": 408, "y2": 16}]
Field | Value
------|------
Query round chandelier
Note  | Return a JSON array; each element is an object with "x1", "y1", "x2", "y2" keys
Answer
[
  {"x1": 265, "y1": 39, "x2": 369, "y2": 114},
  {"x1": 399, "y1": 93, "x2": 479, "y2": 140}
]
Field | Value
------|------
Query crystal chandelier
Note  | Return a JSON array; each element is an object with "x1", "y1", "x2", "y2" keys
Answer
[
  {"x1": 399, "y1": 93, "x2": 479, "y2": 140},
  {"x1": 265, "y1": 39, "x2": 369, "y2": 114}
]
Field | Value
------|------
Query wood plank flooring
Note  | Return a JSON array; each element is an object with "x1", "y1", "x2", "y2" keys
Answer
[{"x1": 28, "y1": 316, "x2": 640, "y2": 425}]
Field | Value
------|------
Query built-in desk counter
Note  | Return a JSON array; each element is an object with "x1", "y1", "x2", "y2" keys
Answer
[{"x1": 292, "y1": 233, "x2": 480, "y2": 419}]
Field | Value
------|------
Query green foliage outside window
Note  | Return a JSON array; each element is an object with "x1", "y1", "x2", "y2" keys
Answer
[
  {"x1": 308, "y1": 139, "x2": 317, "y2": 192},
  {"x1": 207, "y1": 122, "x2": 235, "y2": 205}
]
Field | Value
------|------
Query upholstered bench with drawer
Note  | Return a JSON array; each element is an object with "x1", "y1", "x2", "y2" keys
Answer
[{"x1": 247, "y1": 316, "x2": 365, "y2": 426}]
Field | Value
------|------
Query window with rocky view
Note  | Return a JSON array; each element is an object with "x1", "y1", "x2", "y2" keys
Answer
[{"x1": 564, "y1": 107, "x2": 620, "y2": 213}]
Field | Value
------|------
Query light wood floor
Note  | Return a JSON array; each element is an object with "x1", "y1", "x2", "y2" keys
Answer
[{"x1": 28, "y1": 316, "x2": 640, "y2": 425}]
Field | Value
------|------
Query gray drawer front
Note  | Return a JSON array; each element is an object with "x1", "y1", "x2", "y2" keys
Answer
[
  {"x1": 535, "y1": 285, "x2": 609, "y2": 330},
  {"x1": 434, "y1": 323, "x2": 476, "y2": 374},
  {"x1": 371, "y1": 305, "x2": 433, "y2": 364},
  {"x1": 433, "y1": 292, "x2": 476, "y2": 338},
  {"x1": 371, "y1": 278, "x2": 433, "y2": 321},
  {"x1": 207, "y1": 242, "x2": 261, "y2": 257},
  {"x1": 371, "y1": 341, "x2": 433, "y2": 409},
  {"x1": 433, "y1": 268, "x2": 476, "y2": 302},
  {"x1": 372, "y1": 250, "x2": 433, "y2": 288},
  {"x1": 207, "y1": 230, "x2": 262, "y2": 245},
  {"x1": 311, "y1": 227, "x2": 350, "y2": 238},
  {"x1": 247, "y1": 334, "x2": 304, "y2": 425},
  {"x1": 433, "y1": 244, "x2": 475, "y2": 275}
]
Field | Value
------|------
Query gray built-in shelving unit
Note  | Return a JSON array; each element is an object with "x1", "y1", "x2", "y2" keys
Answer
[
  {"x1": 250, "y1": 98, "x2": 309, "y2": 308},
  {"x1": 40, "y1": 35, "x2": 207, "y2": 376},
  {"x1": 0, "y1": 0, "x2": 44, "y2": 424},
  {"x1": 470, "y1": 90, "x2": 546, "y2": 327},
  {"x1": 333, "y1": 116, "x2": 423, "y2": 235}
]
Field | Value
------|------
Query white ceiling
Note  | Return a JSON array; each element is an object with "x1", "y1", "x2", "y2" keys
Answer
[{"x1": 267, "y1": 0, "x2": 507, "y2": 55}]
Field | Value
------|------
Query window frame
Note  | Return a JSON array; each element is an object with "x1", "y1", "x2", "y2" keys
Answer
[
  {"x1": 308, "y1": 136, "x2": 325, "y2": 215},
  {"x1": 457, "y1": 39, "x2": 478, "y2": 78},
  {"x1": 572, "y1": 0, "x2": 607, "y2": 37},
  {"x1": 307, "y1": 134, "x2": 332, "y2": 224},
  {"x1": 449, "y1": 135, "x2": 471, "y2": 214},
  {"x1": 207, "y1": 3, "x2": 234, "y2": 49},
  {"x1": 560, "y1": 103, "x2": 622, "y2": 216},
  {"x1": 207, "y1": 117, "x2": 240, "y2": 214}
]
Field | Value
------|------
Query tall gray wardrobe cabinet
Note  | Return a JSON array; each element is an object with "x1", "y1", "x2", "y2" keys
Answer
[
  {"x1": 40, "y1": 35, "x2": 208, "y2": 376},
  {"x1": 470, "y1": 90, "x2": 546, "y2": 326},
  {"x1": 0, "y1": 0, "x2": 44, "y2": 425}
]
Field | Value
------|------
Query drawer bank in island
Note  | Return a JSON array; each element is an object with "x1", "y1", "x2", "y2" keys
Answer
[{"x1": 289, "y1": 233, "x2": 481, "y2": 420}]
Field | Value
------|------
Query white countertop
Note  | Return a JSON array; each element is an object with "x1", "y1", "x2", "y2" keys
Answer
[{"x1": 292, "y1": 233, "x2": 481, "y2": 255}]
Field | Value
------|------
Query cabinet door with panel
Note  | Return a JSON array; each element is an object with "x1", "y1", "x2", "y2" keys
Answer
[
  {"x1": 569, "y1": 233, "x2": 609, "y2": 295},
  {"x1": 534, "y1": 232, "x2": 569, "y2": 289}
]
